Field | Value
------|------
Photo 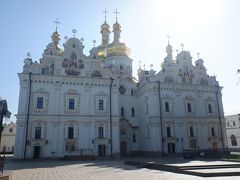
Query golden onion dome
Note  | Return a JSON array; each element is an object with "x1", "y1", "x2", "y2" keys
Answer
[
  {"x1": 101, "y1": 21, "x2": 110, "y2": 33},
  {"x1": 51, "y1": 31, "x2": 60, "y2": 45},
  {"x1": 166, "y1": 44, "x2": 173, "y2": 54},
  {"x1": 113, "y1": 21, "x2": 121, "y2": 32},
  {"x1": 106, "y1": 43, "x2": 131, "y2": 57}
]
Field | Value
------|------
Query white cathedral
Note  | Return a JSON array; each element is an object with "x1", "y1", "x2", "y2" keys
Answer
[{"x1": 14, "y1": 16, "x2": 226, "y2": 159}]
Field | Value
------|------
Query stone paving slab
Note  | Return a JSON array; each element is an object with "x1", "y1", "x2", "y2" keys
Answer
[
  {"x1": 1, "y1": 159, "x2": 240, "y2": 180},
  {"x1": 168, "y1": 160, "x2": 240, "y2": 167},
  {"x1": 124, "y1": 157, "x2": 240, "y2": 178}
]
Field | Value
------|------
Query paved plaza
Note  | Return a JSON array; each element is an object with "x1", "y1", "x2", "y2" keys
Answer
[{"x1": 2, "y1": 158, "x2": 240, "y2": 180}]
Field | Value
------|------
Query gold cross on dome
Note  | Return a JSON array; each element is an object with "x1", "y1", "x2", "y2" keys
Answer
[
  {"x1": 102, "y1": 8, "x2": 108, "y2": 21},
  {"x1": 114, "y1": 9, "x2": 120, "y2": 22},
  {"x1": 54, "y1": 18, "x2": 60, "y2": 31},
  {"x1": 180, "y1": 43, "x2": 184, "y2": 50}
]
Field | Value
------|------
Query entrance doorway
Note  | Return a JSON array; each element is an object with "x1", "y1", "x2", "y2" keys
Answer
[
  {"x1": 212, "y1": 142, "x2": 218, "y2": 150},
  {"x1": 98, "y1": 145, "x2": 106, "y2": 157},
  {"x1": 33, "y1": 146, "x2": 41, "y2": 159},
  {"x1": 120, "y1": 141, "x2": 127, "y2": 156},
  {"x1": 167, "y1": 143, "x2": 175, "y2": 154}
]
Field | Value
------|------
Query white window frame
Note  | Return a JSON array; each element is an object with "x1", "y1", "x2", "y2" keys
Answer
[
  {"x1": 205, "y1": 98, "x2": 216, "y2": 116},
  {"x1": 32, "y1": 89, "x2": 49, "y2": 113},
  {"x1": 64, "y1": 90, "x2": 80, "y2": 114},
  {"x1": 94, "y1": 92, "x2": 109, "y2": 114},
  {"x1": 184, "y1": 96, "x2": 195, "y2": 114}
]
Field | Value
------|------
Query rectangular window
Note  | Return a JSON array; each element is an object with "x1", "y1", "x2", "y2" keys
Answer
[
  {"x1": 131, "y1": 89, "x2": 134, "y2": 96},
  {"x1": 98, "y1": 100, "x2": 104, "y2": 110},
  {"x1": 37, "y1": 97, "x2": 43, "y2": 109},
  {"x1": 211, "y1": 127, "x2": 215, "y2": 137},
  {"x1": 187, "y1": 103, "x2": 192, "y2": 112},
  {"x1": 131, "y1": 107, "x2": 135, "y2": 117},
  {"x1": 147, "y1": 127, "x2": 150, "y2": 138},
  {"x1": 98, "y1": 127, "x2": 104, "y2": 138},
  {"x1": 121, "y1": 107, "x2": 124, "y2": 116},
  {"x1": 190, "y1": 127, "x2": 194, "y2": 137},
  {"x1": 165, "y1": 102, "x2": 169, "y2": 112},
  {"x1": 167, "y1": 127, "x2": 171, "y2": 137},
  {"x1": 133, "y1": 134, "x2": 136, "y2": 143},
  {"x1": 208, "y1": 104, "x2": 212, "y2": 113},
  {"x1": 68, "y1": 127, "x2": 74, "y2": 139},
  {"x1": 69, "y1": 99, "x2": 75, "y2": 110},
  {"x1": 35, "y1": 127, "x2": 41, "y2": 139}
]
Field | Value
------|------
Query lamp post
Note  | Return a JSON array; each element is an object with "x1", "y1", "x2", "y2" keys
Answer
[
  {"x1": 215, "y1": 85, "x2": 225, "y2": 150},
  {"x1": 109, "y1": 77, "x2": 113, "y2": 158},
  {"x1": 157, "y1": 81, "x2": 164, "y2": 157},
  {"x1": 98, "y1": 48, "x2": 114, "y2": 158}
]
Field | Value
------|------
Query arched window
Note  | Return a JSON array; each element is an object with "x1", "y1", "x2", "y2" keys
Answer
[
  {"x1": 121, "y1": 107, "x2": 124, "y2": 116},
  {"x1": 120, "y1": 65, "x2": 123, "y2": 73},
  {"x1": 144, "y1": 97, "x2": 149, "y2": 113},
  {"x1": 131, "y1": 89, "x2": 134, "y2": 96},
  {"x1": 165, "y1": 102, "x2": 169, "y2": 112},
  {"x1": 131, "y1": 107, "x2": 135, "y2": 117},
  {"x1": 189, "y1": 127, "x2": 194, "y2": 137},
  {"x1": 231, "y1": 135, "x2": 238, "y2": 146}
]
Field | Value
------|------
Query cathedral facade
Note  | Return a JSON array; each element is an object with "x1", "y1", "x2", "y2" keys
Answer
[{"x1": 14, "y1": 18, "x2": 226, "y2": 159}]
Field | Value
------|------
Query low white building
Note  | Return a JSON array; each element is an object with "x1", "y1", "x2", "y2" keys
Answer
[
  {"x1": 15, "y1": 16, "x2": 226, "y2": 159},
  {"x1": 0, "y1": 121, "x2": 16, "y2": 153},
  {"x1": 225, "y1": 114, "x2": 240, "y2": 148}
]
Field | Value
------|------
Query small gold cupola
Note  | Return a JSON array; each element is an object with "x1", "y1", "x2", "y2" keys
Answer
[
  {"x1": 101, "y1": 8, "x2": 111, "y2": 46},
  {"x1": 113, "y1": 9, "x2": 121, "y2": 43}
]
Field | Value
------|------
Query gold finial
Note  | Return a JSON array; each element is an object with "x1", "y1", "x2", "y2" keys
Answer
[
  {"x1": 114, "y1": 8, "x2": 120, "y2": 22},
  {"x1": 54, "y1": 18, "x2": 60, "y2": 32},
  {"x1": 93, "y1": 40, "x2": 96, "y2": 47},
  {"x1": 180, "y1": 43, "x2": 184, "y2": 50},
  {"x1": 103, "y1": 8, "x2": 108, "y2": 22},
  {"x1": 150, "y1": 64, "x2": 153, "y2": 70},
  {"x1": 166, "y1": 33, "x2": 170, "y2": 45},
  {"x1": 197, "y1": 52, "x2": 200, "y2": 59},
  {"x1": 27, "y1": 52, "x2": 31, "y2": 58},
  {"x1": 72, "y1": 29, "x2": 77, "y2": 37}
]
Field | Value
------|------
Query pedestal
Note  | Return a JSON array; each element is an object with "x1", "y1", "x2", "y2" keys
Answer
[{"x1": 0, "y1": 171, "x2": 13, "y2": 180}]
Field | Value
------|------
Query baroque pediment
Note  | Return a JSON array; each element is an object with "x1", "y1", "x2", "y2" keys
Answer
[{"x1": 34, "y1": 88, "x2": 48, "y2": 94}]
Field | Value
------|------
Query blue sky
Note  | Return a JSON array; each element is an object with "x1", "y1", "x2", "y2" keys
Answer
[{"x1": 1, "y1": 0, "x2": 240, "y2": 121}]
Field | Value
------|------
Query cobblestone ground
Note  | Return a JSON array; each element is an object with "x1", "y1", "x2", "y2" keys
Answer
[{"x1": 3, "y1": 160, "x2": 240, "y2": 180}]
